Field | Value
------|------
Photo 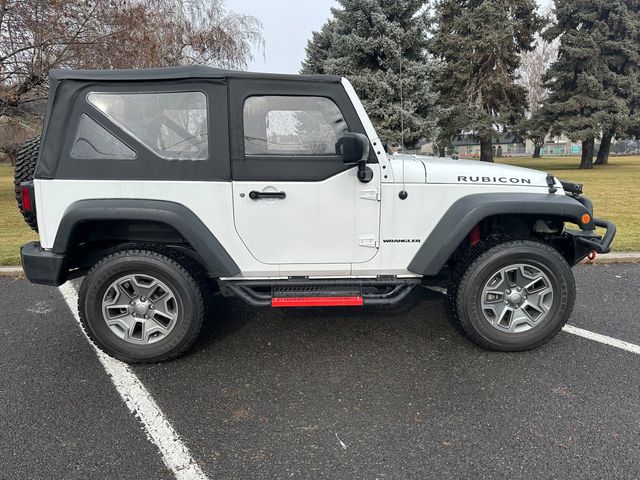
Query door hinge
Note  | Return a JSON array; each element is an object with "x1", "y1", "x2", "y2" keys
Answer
[
  {"x1": 360, "y1": 188, "x2": 380, "y2": 201},
  {"x1": 358, "y1": 234, "x2": 378, "y2": 248}
]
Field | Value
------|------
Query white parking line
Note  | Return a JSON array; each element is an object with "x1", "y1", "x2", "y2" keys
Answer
[
  {"x1": 58, "y1": 282, "x2": 208, "y2": 480},
  {"x1": 563, "y1": 325, "x2": 640, "y2": 355},
  {"x1": 425, "y1": 287, "x2": 640, "y2": 355}
]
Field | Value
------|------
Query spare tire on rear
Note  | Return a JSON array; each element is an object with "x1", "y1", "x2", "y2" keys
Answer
[{"x1": 14, "y1": 137, "x2": 39, "y2": 232}]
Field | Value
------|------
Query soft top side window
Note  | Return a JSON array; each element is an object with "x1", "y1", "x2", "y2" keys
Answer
[
  {"x1": 71, "y1": 114, "x2": 136, "y2": 160},
  {"x1": 87, "y1": 91, "x2": 209, "y2": 161},
  {"x1": 243, "y1": 96, "x2": 348, "y2": 156}
]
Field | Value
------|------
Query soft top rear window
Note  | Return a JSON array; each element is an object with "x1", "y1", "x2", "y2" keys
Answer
[
  {"x1": 71, "y1": 114, "x2": 137, "y2": 160},
  {"x1": 87, "y1": 91, "x2": 209, "y2": 161}
]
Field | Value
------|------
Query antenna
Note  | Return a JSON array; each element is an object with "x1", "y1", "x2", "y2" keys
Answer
[
  {"x1": 399, "y1": 47, "x2": 405, "y2": 153},
  {"x1": 399, "y1": 44, "x2": 408, "y2": 200}
]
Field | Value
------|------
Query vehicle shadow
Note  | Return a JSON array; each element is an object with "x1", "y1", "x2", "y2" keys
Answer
[
  {"x1": 196, "y1": 293, "x2": 259, "y2": 347},
  {"x1": 195, "y1": 286, "x2": 453, "y2": 350}
]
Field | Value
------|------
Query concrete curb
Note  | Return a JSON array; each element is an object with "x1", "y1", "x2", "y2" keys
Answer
[
  {"x1": 1, "y1": 252, "x2": 639, "y2": 278},
  {"x1": 0, "y1": 266, "x2": 24, "y2": 277},
  {"x1": 582, "y1": 252, "x2": 640, "y2": 265}
]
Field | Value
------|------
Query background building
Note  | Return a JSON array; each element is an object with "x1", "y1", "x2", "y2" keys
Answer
[{"x1": 419, "y1": 133, "x2": 586, "y2": 157}]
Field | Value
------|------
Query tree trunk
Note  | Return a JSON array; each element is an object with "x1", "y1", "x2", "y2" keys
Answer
[
  {"x1": 580, "y1": 138, "x2": 594, "y2": 169},
  {"x1": 533, "y1": 143, "x2": 542, "y2": 158},
  {"x1": 480, "y1": 134, "x2": 494, "y2": 163},
  {"x1": 595, "y1": 132, "x2": 613, "y2": 165},
  {"x1": 438, "y1": 146, "x2": 446, "y2": 157}
]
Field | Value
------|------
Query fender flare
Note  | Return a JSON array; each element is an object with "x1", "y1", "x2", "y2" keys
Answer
[
  {"x1": 53, "y1": 199, "x2": 240, "y2": 277},
  {"x1": 408, "y1": 192, "x2": 592, "y2": 276}
]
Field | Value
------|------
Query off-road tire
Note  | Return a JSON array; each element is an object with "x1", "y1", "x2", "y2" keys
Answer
[
  {"x1": 446, "y1": 234, "x2": 509, "y2": 328},
  {"x1": 450, "y1": 240, "x2": 575, "y2": 351},
  {"x1": 78, "y1": 248, "x2": 206, "y2": 363},
  {"x1": 14, "y1": 137, "x2": 40, "y2": 232}
]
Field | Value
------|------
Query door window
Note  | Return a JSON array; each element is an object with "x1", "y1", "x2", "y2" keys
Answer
[{"x1": 243, "y1": 96, "x2": 348, "y2": 156}]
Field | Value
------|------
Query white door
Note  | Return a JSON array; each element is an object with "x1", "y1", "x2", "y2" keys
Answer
[{"x1": 231, "y1": 94, "x2": 380, "y2": 265}]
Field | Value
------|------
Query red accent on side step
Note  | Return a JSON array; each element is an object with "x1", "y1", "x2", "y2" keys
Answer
[{"x1": 271, "y1": 296, "x2": 364, "y2": 307}]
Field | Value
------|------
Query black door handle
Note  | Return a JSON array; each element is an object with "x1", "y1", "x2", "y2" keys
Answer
[{"x1": 249, "y1": 190, "x2": 286, "y2": 200}]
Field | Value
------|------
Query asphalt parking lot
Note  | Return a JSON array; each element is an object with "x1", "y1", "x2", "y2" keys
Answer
[{"x1": 1, "y1": 264, "x2": 639, "y2": 479}]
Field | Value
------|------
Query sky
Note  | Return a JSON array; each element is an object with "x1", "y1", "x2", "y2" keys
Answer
[
  {"x1": 226, "y1": 0, "x2": 338, "y2": 74},
  {"x1": 226, "y1": 0, "x2": 553, "y2": 75}
]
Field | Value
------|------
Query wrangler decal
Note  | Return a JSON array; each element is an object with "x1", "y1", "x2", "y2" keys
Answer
[{"x1": 383, "y1": 239, "x2": 422, "y2": 244}]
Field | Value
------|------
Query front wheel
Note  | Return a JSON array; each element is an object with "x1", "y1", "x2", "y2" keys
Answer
[
  {"x1": 78, "y1": 248, "x2": 206, "y2": 363},
  {"x1": 450, "y1": 240, "x2": 575, "y2": 351}
]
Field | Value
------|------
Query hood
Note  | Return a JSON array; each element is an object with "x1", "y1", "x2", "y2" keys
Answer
[{"x1": 389, "y1": 155, "x2": 552, "y2": 188}]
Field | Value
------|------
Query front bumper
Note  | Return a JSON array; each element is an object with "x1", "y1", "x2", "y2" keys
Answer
[
  {"x1": 565, "y1": 217, "x2": 617, "y2": 265},
  {"x1": 577, "y1": 218, "x2": 617, "y2": 254},
  {"x1": 20, "y1": 242, "x2": 67, "y2": 286},
  {"x1": 562, "y1": 191, "x2": 616, "y2": 261}
]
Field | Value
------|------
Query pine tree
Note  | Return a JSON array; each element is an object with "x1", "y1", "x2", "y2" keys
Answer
[
  {"x1": 594, "y1": 0, "x2": 640, "y2": 165},
  {"x1": 301, "y1": 21, "x2": 336, "y2": 75},
  {"x1": 301, "y1": 0, "x2": 439, "y2": 148},
  {"x1": 430, "y1": 0, "x2": 542, "y2": 162},
  {"x1": 542, "y1": 0, "x2": 639, "y2": 169}
]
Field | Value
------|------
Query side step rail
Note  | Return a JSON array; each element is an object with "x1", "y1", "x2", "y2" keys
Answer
[{"x1": 219, "y1": 278, "x2": 420, "y2": 308}]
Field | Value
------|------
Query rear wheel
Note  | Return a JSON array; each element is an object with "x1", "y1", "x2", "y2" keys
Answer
[
  {"x1": 14, "y1": 137, "x2": 40, "y2": 231},
  {"x1": 450, "y1": 240, "x2": 575, "y2": 351},
  {"x1": 78, "y1": 248, "x2": 206, "y2": 363}
]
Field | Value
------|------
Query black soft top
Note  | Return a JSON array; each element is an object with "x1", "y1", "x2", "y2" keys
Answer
[
  {"x1": 50, "y1": 65, "x2": 341, "y2": 83},
  {"x1": 37, "y1": 66, "x2": 349, "y2": 180}
]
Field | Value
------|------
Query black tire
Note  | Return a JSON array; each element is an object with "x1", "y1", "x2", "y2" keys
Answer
[
  {"x1": 450, "y1": 240, "x2": 575, "y2": 351},
  {"x1": 14, "y1": 137, "x2": 40, "y2": 232},
  {"x1": 446, "y1": 234, "x2": 508, "y2": 328},
  {"x1": 78, "y1": 248, "x2": 206, "y2": 363}
]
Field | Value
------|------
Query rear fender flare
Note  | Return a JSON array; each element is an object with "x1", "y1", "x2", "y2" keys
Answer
[{"x1": 53, "y1": 199, "x2": 240, "y2": 277}]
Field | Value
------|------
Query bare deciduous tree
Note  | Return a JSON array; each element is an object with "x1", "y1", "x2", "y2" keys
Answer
[
  {"x1": 518, "y1": 7, "x2": 558, "y2": 158},
  {"x1": 154, "y1": 0, "x2": 264, "y2": 68},
  {"x1": 0, "y1": 0, "x2": 263, "y2": 121},
  {"x1": 519, "y1": 39, "x2": 558, "y2": 111}
]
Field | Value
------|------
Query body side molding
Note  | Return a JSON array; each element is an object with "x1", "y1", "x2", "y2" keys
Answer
[
  {"x1": 408, "y1": 193, "x2": 593, "y2": 276},
  {"x1": 53, "y1": 199, "x2": 240, "y2": 277}
]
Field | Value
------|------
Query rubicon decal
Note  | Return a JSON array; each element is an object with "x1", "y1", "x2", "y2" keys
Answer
[
  {"x1": 383, "y1": 239, "x2": 422, "y2": 243},
  {"x1": 457, "y1": 176, "x2": 532, "y2": 185}
]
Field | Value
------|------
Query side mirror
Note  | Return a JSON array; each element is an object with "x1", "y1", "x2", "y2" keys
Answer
[{"x1": 336, "y1": 132, "x2": 373, "y2": 183}]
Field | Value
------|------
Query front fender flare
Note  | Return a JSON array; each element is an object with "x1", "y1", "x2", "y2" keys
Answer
[{"x1": 408, "y1": 192, "x2": 592, "y2": 276}]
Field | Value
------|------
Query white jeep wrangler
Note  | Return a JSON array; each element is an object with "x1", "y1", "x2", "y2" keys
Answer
[{"x1": 16, "y1": 66, "x2": 616, "y2": 363}]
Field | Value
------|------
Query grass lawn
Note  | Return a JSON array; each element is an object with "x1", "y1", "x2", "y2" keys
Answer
[
  {"x1": 0, "y1": 163, "x2": 38, "y2": 265},
  {"x1": 0, "y1": 156, "x2": 638, "y2": 265},
  {"x1": 499, "y1": 156, "x2": 640, "y2": 252}
]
